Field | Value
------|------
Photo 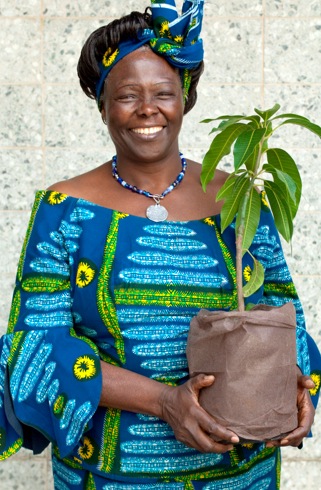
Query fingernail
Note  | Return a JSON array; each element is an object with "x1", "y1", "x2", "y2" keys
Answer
[{"x1": 231, "y1": 436, "x2": 239, "y2": 443}]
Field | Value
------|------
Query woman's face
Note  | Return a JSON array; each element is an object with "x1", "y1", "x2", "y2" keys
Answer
[{"x1": 101, "y1": 48, "x2": 184, "y2": 164}]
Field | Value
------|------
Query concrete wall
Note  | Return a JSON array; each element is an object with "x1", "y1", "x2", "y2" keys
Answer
[{"x1": 0, "y1": 0, "x2": 320, "y2": 487}]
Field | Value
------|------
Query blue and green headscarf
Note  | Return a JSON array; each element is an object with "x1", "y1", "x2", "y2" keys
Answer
[{"x1": 96, "y1": 0, "x2": 205, "y2": 107}]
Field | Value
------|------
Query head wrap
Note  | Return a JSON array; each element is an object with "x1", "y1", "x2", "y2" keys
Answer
[{"x1": 96, "y1": 0, "x2": 204, "y2": 107}]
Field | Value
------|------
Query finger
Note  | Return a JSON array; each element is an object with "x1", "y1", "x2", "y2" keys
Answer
[
  {"x1": 186, "y1": 378, "x2": 240, "y2": 444},
  {"x1": 192, "y1": 437, "x2": 234, "y2": 453},
  {"x1": 266, "y1": 428, "x2": 306, "y2": 449},
  {"x1": 298, "y1": 374, "x2": 315, "y2": 390},
  {"x1": 297, "y1": 395, "x2": 315, "y2": 428},
  {"x1": 186, "y1": 429, "x2": 234, "y2": 454},
  {"x1": 278, "y1": 413, "x2": 314, "y2": 447},
  {"x1": 175, "y1": 416, "x2": 235, "y2": 454},
  {"x1": 279, "y1": 427, "x2": 306, "y2": 447},
  {"x1": 265, "y1": 440, "x2": 280, "y2": 448},
  {"x1": 198, "y1": 411, "x2": 239, "y2": 444}
]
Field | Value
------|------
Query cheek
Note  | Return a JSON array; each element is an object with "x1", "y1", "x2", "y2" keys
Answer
[
  {"x1": 168, "y1": 104, "x2": 184, "y2": 126},
  {"x1": 105, "y1": 104, "x2": 131, "y2": 131}
]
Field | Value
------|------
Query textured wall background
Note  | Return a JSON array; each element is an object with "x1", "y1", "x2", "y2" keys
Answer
[{"x1": 0, "y1": 0, "x2": 320, "y2": 488}]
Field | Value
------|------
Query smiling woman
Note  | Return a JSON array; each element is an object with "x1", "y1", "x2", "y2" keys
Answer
[
  {"x1": 102, "y1": 49, "x2": 185, "y2": 172},
  {"x1": 0, "y1": 1, "x2": 320, "y2": 489}
]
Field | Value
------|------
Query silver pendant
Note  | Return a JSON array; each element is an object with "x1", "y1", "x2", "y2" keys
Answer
[{"x1": 146, "y1": 203, "x2": 168, "y2": 222}]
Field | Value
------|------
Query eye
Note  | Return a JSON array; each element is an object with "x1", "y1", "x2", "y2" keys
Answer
[
  {"x1": 157, "y1": 92, "x2": 175, "y2": 99},
  {"x1": 117, "y1": 94, "x2": 137, "y2": 101}
]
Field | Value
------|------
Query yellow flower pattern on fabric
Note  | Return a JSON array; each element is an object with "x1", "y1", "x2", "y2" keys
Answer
[
  {"x1": 76, "y1": 260, "x2": 97, "y2": 288},
  {"x1": 102, "y1": 48, "x2": 119, "y2": 68},
  {"x1": 243, "y1": 265, "x2": 252, "y2": 282},
  {"x1": 47, "y1": 191, "x2": 67, "y2": 205},
  {"x1": 78, "y1": 436, "x2": 95, "y2": 460},
  {"x1": 174, "y1": 34, "x2": 184, "y2": 44},
  {"x1": 204, "y1": 217, "x2": 215, "y2": 226},
  {"x1": 159, "y1": 21, "x2": 171, "y2": 37},
  {"x1": 309, "y1": 371, "x2": 321, "y2": 396},
  {"x1": 73, "y1": 355, "x2": 98, "y2": 381}
]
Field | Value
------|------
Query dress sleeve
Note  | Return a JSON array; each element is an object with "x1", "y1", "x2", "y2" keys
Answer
[
  {"x1": 248, "y1": 205, "x2": 321, "y2": 409},
  {"x1": 0, "y1": 191, "x2": 102, "y2": 460}
]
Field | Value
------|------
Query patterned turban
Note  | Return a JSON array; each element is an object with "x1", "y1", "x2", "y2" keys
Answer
[{"x1": 96, "y1": 0, "x2": 205, "y2": 107}]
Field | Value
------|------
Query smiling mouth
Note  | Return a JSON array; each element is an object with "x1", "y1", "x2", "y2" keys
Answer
[{"x1": 131, "y1": 126, "x2": 163, "y2": 135}]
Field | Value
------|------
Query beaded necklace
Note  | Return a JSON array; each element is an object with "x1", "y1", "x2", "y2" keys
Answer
[{"x1": 111, "y1": 152, "x2": 187, "y2": 222}]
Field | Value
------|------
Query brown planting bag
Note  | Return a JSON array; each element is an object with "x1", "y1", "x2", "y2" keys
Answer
[{"x1": 186, "y1": 302, "x2": 298, "y2": 441}]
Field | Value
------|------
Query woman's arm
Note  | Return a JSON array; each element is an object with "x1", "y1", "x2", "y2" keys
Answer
[{"x1": 99, "y1": 361, "x2": 239, "y2": 453}]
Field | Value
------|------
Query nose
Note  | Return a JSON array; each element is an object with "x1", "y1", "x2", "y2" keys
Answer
[{"x1": 136, "y1": 95, "x2": 159, "y2": 117}]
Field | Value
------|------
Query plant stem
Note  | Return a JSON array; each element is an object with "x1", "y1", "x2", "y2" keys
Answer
[
  {"x1": 235, "y1": 185, "x2": 252, "y2": 312},
  {"x1": 235, "y1": 138, "x2": 265, "y2": 311}
]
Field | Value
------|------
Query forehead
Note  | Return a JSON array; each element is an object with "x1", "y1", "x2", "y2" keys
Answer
[{"x1": 106, "y1": 48, "x2": 181, "y2": 87}]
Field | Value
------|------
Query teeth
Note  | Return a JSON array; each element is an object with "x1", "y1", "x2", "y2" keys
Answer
[{"x1": 132, "y1": 127, "x2": 163, "y2": 135}]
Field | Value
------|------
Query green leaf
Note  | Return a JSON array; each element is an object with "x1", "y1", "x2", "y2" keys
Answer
[
  {"x1": 263, "y1": 164, "x2": 297, "y2": 204},
  {"x1": 216, "y1": 173, "x2": 239, "y2": 202},
  {"x1": 201, "y1": 123, "x2": 248, "y2": 190},
  {"x1": 264, "y1": 180, "x2": 294, "y2": 241},
  {"x1": 244, "y1": 145, "x2": 259, "y2": 173},
  {"x1": 200, "y1": 115, "x2": 244, "y2": 124},
  {"x1": 209, "y1": 117, "x2": 246, "y2": 134},
  {"x1": 271, "y1": 113, "x2": 310, "y2": 121},
  {"x1": 200, "y1": 118, "x2": 217, "y2": 123},
  {"x1": 277, "y1": 118, "x2": 321, "y2": 138},
  {"x1": 245, "y1": 117, "x2": 261, "y2": 129},
  {"x1": 242, "y1": 258, "x2": 265, "y2": 298},
  {"x1": 254, "y1": 104, "x2": 281, "y2": 122},
  {"x1": 206, "y1": 116, "x2": 261, "y2": 135},
  {"x1": 220, "y1": 174, "x2": 251, "y2": 232},
  {"x1": 235, "y1": 188, "x2": 262, "y2": 254},
  {"x1": 233, "y1": 128, "x2": 266, "y2": 171},
  {"x1": 200, "y1": 114, "x2": 244, "y2": 123},
  {"x1": 266, "y1": 148, "x2": 302, "y2": 218}
]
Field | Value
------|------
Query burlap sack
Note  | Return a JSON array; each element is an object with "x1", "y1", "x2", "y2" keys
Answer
[{"x1": 186, "y1": 302, "x2": 298, "y2": 441}]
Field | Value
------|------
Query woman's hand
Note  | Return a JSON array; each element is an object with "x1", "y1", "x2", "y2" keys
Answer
[
  {"x1": 159, "y1": 374, "x2": 239, "y2": 453},
  {"x1": 266, "y1": 374, "x2": 315, "y2": 448}
]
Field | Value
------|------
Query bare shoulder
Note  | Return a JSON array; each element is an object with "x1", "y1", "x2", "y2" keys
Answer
[
  {"x1": 187, "y1": 159, "x2": 230, "y2": 189},
  {"x1": 47, "y1": 162, "x2": 111, "y2": 200}
]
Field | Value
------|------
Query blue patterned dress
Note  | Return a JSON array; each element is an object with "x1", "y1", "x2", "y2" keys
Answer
[{"x1": 0, "y1": 190, "x2": 320, "y2": 489}]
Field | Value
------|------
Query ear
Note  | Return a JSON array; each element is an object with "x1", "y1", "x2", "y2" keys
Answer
[{"x1": 101, "y1": 107, "x2": 107, "y2": 125}]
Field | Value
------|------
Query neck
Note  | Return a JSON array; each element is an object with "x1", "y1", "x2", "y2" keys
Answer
[
  {"x1": 111, "y1": 152, "x2": 187, "y2": 223},
  {"x1": 114, "y1": 152, "x2": 183, "y2": 195}
]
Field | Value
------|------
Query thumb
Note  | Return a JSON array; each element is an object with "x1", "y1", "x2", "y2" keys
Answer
[
  {"x1": 298, "y1": 375, "x2": 315, "y2": 390},
  {"x1": 190, "y1": 373, "x2": 215, "y2": 393}
]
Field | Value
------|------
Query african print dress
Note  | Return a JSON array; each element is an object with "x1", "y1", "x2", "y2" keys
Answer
[{"x1": 0, "y1": 190, "x2": 320, "y2": 489}]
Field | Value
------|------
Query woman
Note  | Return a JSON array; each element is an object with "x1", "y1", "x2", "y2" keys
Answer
[{"x1": 0, "y1": 1, "x2": 320, "y2": 488}]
